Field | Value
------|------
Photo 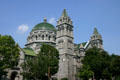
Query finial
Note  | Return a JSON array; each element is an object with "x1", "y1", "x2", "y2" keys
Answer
[
  {"x1": 43, "y1": 17, "x2": 47, "y2": 23},
  {"x1": 62, "y1": 9, "x2": 68, "y2": 17},
  {"x1": 93, "y1": 27, "x2": 99, "y2": 34}
]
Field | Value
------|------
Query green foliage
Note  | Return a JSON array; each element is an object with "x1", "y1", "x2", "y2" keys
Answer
[
  {"x1": 80, "y1": 47, "x2": 111, "y2": 80},
  {"x1": 40, "y1": 44, "x2": 59, "y2": 76},
  {"x1": 79, "y1": 47, "x2": 120, "y2": 80},
  {"x1": 78, "y1": 65, "x2": 93, "y2": 80},
  {"x1": 22, "y1": 44, "x2": 59, "y2": 80},
  {"x1": 102, "y1": 68, "x2": 112, "y2": 80},
  {"x1": 110, "y1": 54, "x2": 120, "y2": 79},
  {"x1": 0, "y1": 35, "x2": 19, "y2": 77},
  {"x1": 61, "y1": 77, "x2": 68, "y2": 80},
  {"x1": 22, "y1": 55, "x2": 48, "y2": 80},
  {"x1": 23, "y1": 48, "x2": 36, "y2": 56}
]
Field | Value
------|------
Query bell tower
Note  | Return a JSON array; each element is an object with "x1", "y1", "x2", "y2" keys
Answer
[{"x1": 56, "y1": 9, "x2": 75, "y2": 80}]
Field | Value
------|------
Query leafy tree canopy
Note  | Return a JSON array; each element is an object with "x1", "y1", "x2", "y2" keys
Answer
[
  {"x1": 40, "y1": 44, "x2": 59, "y2": 76},
  {"x1": 22, "y1": 44, "x2": 59, "y2": 80},
  {"x1": 78, "y1": 65, "x2": 93, "y2": 80},
  {"x1": 0, "y1": 35, "x2": 19, "y2": 77},
  {"x1": 80, "y1": 47, "x2": 111, "y2": 80},
  {"x1": 110, "y1": 54, "x2": 120, "y2": 79}
]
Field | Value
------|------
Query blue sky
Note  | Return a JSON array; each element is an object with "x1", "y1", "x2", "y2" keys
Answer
[{"x1": 0, "y1": 0, "x2": 120, "y2": 55}]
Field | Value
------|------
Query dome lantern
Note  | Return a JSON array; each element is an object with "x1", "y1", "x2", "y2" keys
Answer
[{"x1": 43, "y1": 17, "x2": 47, "y2": 23}]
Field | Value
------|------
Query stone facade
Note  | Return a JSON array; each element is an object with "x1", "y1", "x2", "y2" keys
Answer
[
  {"x1": 25, "y1": 18, "x2": 56, "y2": 53},
  {"x1": 55, "y1": 9, "x2": 103, "y2": 80},
  {"x1": 6, "y1": 9, "x2": 103, "y2": 80},
  {"x1": 56, "y1": 9, "x2": 75, "y2": 80}
]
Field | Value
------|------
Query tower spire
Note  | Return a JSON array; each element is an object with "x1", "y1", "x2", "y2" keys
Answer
[
  {"x1": 90, "y1": 27, "x2": 103, "y2": 49},
  {"x1": 93, "y1": 27, "x2": 99, "y2": 35},
  {"x1": 62, "y1": 9, "x2": 68, "y2": 17},
  {"x1": 57, "y1": 9, "x2": 72, "y2": 25}
]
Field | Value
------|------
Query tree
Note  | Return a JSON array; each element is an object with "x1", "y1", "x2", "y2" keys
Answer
[
  {"x1": 78, "y1": 65, "x2": 93, "y2": 80},
  {"x1": 0, "y1": 35, "x2": 19, "y2": 78},
  {"x1": 22, "y1": 55, "x2": 48, "y2": 80},
  {"x1": 81, "y1": 47, "x2": 111, "y2": 80},
  {"x1": 22, "y1": 44, "x2": 59, "y2": 80},
  {"x1": 40, "y1": 44, "x2": 59, "y2": 79},
  {"x1": 110, "y1": 54, "x2": 120, "y2": 80}
]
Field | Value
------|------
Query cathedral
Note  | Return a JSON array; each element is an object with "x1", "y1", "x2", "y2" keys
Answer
[{"x1": 7, "y1": 9, "x2": 103, "y2": 80}]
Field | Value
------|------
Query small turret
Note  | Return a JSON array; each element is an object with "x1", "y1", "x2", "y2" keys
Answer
[
  {"x1": 90, "y1": 27, "x2": 103, "y2": 49},
  {"x1": 91, "y1": 27, "x2": 102, "y2": 40},
  {"x1": 79, "y1": 44, "x2": 85, "y2": 57}
]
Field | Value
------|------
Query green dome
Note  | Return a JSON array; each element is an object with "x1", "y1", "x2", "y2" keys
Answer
[{"x1": 32, "y1": 22, "x2": 56, "y2": 32}]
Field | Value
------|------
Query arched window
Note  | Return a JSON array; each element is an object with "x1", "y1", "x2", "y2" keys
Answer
[
  {"x1": 58, "y1": 39, "x2": 63, "y2": 43},
  {"x1": 68, "y1": 39, "x2": 72, "y2": 43},
  {"x1": 42, "y1": 35, "x2": 44, "y2": 40},
  {"x1": 10, "y1": 71, "x2": 18, "y2": 80},
  {"x1": 48, "y1": 36, "x2": 51, "y2": 40},
  {"x1": 36, "y1": 35, "x2": 37, "y2": 40},
  {"x1": 46, "y1": 34, "x2": 48, "y2": 37},
  {"x1": 44, "y1": 34, "x2": 47, "y2": 40}
]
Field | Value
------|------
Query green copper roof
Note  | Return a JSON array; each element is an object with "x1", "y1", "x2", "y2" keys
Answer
[
  {"x1": 23, "y1": 48, "x2": 36, "y2": 56},
  {"x1": 93, "y1": 27, "x2": 99, "y2": 35},
  {"x1": 62, "y1": 9, "x2": 68, "y2": 17},
  {"x1": 32, "y1": 21, "x2": 56, "y2": 32},
  {"x1": 75, "y1": 42, "x2": 87, "y2": 50},
  {"x1": 79, "y1": 42, "x2": 87, "y2": 48}
]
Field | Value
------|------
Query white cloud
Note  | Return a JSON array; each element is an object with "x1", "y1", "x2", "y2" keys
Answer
[
  {"x1": 49, "y1": 18, "x2": 56, "y2": 25},
  {"x1": 17, "y1": 24, "x2": 29, "y2": 34}
]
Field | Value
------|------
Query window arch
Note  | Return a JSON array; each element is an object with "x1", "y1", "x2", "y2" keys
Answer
[
  {"x1": 10, "y1": 71, "x2": 18, "y2": 80},
  {"x1": 58, "y1": 39, "x2": 64, "y2": 43},
  {"x1": 46, "y1": 34, "x2": 48, "y2": 37},
  {"x1": 48, "y1": 36, "x2": 51, "y2": 40},
  {"x1": 42, "y1": 35, "x2": 44, "y2": 40},
  {"x1": 36, "y1": 35, "x2": 38, "y2": 40}
]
